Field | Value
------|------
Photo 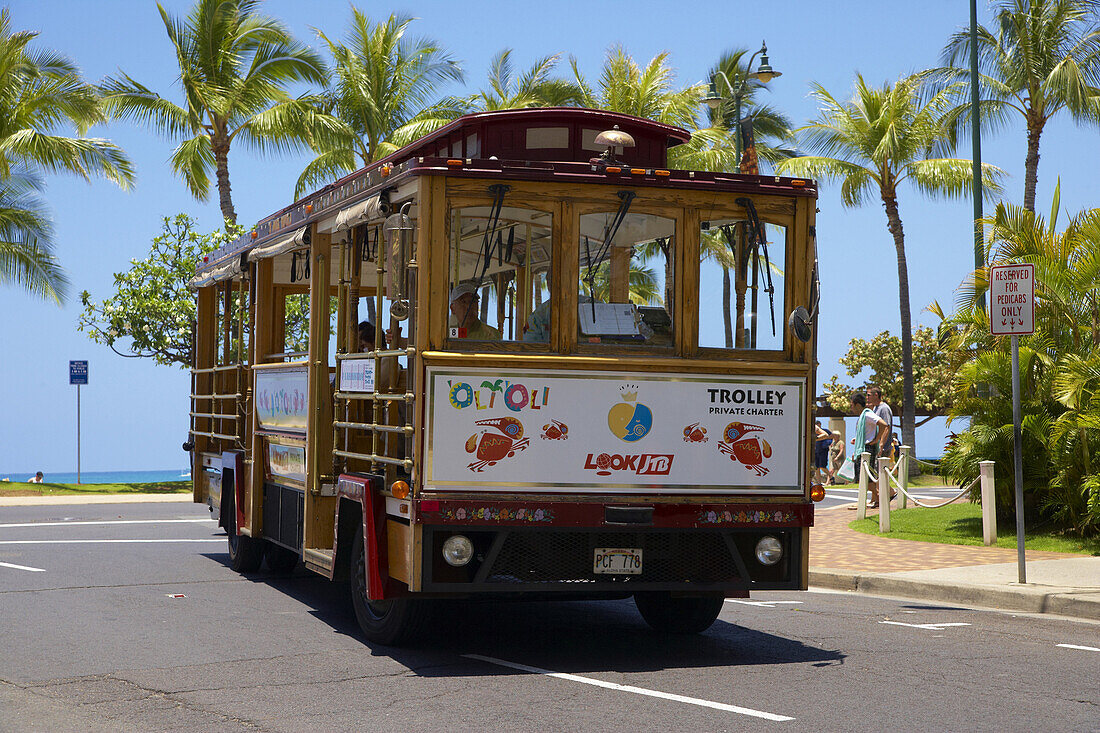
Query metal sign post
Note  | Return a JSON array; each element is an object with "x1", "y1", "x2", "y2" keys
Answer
[
  {"x1": 989, "y1": 263, "x2": 1034, "y2": 584},
  {"x1": 69, "y1": 361, "x2": 88, "y2": 485}
]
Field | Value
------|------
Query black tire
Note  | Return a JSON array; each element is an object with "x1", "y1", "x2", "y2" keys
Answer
[
  {"x1": 349, "y1": 525, "x2": 430, "y2": 645},
  {"x1": 226, "y1": 492, "x2": 263, "y2": 573},
  {"x1": 634, "y1": 592, "x2": 724, "y2": 634},
  {"x1": 264, "y1": 541, "x2": 299, "y2": 574}
]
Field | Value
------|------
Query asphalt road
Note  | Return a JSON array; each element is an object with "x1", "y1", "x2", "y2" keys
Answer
[{"x1": 1, "y1": 501, "x2": 1098, "y2": 732}]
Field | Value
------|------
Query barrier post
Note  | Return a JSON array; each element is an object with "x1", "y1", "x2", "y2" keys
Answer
[
  {"x1": 878, "y1": 459, "x2": 891, "y2": 533},
  {"x1": 899, "y1": 446, "x2": 910, "y2": 509},
  {"x1": 980, "y1": 460, "x2": 996, "y2": 546},
  {"x1": 856, "y1": 451, "x2": 871, "y2": 520}
]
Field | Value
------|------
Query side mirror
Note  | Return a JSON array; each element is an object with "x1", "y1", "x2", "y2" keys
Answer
[{"x1": 788, "y1": 306, "x2": 812, "y2": 343}]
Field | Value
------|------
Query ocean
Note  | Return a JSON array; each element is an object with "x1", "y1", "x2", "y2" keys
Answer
[{"x1": 1, "y1": 469, "x2": 190, "y2": 485}]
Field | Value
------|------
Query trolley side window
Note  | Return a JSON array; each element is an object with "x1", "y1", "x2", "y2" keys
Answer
[
  {"x1": 698, "y1": 217, "x2": 787, "y2": 352},
  {"x1": 577, "y1": 211, "x2": 675, "y2": 348},
  {"x1": 447, "y1": 205, "x2": 553, "y2": 343}
]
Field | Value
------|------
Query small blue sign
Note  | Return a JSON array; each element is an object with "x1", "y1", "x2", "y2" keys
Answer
[{"x1": 69, "y1": 360, "x2": 88, "y2": 385}]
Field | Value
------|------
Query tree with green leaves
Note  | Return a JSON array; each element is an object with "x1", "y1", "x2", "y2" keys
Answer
[
  {"x1": 940, "y1": 197, "x2": 1100, "y2": 533},
  {"x1": 568, "y1": 47, "x2": 701, "y2": 129},
  {"x1": 822, "y1": 327, "x2": 960, "y2": 426},
  {"x1": 295, "y1": 9, "x2": 463, "y2": 198},
  {"x1": 941, "y1": 0, "x2": 1100, "y2": 211},
  {"x1": 461, "y1": 49, "x2": 580, "y2": 112},
  {"x1": 0, "y1": 9, "x2": 133, "y2": 302},
  {"x1": 668, "y1": 48, "x2": 795, "y2": 347},
  {"x1": 100, "y1": 0, "x2": 331, "y2": 224},
  {"x1": 78, "y1": 214, "x2": 243, "y2": 367},
  {"x1": 777, "y1": 72, "x2": 1004, "y2": 456}
]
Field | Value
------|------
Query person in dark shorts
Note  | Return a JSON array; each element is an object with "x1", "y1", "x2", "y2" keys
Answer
[{"x1": 813, "y1": 420, "x2": 832, "y2": 483}]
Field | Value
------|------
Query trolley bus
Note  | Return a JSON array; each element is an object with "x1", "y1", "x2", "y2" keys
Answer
[{"x1": 185, "y1": 107, "x2": 824, "y2": 644}]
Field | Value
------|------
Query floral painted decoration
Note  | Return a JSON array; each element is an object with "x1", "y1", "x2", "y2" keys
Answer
[
  {"x1": 697, "y1": 509, "x2": 796, "y2": 524},
  {"x1": 440, "y1": 506, "x2": 554, "y2": 523}
]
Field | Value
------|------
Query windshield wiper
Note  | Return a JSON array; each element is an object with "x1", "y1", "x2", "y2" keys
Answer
[
  {"x1": 582, "y1": 190, "x2": 636, "y2": 304},
  {"x1": 736, "y1": 197, "x2": 775, "y2": 337}
]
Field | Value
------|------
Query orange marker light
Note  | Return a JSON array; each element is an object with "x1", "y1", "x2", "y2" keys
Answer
[
  {"x1": 391, "y1": 480, "x2": 410, "y2": 499},
  {"x1": 305, "y1": 204, "x2": 313, "y2": 213},
  {"x1": 380, "y1": 164, "x2": 392, "y2": 177},
  {"x1": 604, "y1": 166, "x2": 622, "y2": 174},
  {"x1": 446, "y1": 159, "x2": 463, "y2": 166},
  {"x1": 630, "y1": 168, "x2": 646, "y2": 175},
  {"x1": 810, "y1": 483, "x2": 826, "y2": 502},
  {"x1": 791, "y1": 179, "x2": 807, "y2": 187},
  {"x1": 655, "y1": 169, "x2": 670, "y2": 177}
]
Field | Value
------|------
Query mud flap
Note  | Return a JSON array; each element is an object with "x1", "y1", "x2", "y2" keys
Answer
[{"x1": 338, "y1": 474, "x2": 390, "y2": 600}]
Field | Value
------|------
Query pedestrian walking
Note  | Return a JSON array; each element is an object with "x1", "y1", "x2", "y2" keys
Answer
[{"x1": 849, "y1": 392, "x2": 888, "y2": 493}]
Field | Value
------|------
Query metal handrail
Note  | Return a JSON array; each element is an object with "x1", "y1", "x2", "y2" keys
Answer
[
  {"x1": 190, "y1": 412, "x2": 239, "y2": 421},
  {"x1": 333, "y1": 420, "x2": 412, "y2": 434},
  {"x1": 334, "y1": 391, "x2": 412, "y2": 402},
  {"x1": 189, "y1": 429, "x2": 241, "y2": 441},
  {"x1": 335, "y1": 347, "x2": 416, "y2": 360},
  {"x1": 190, "y1": 364, "x2": 245, "y2": 375},
  {"x1": 333, "y1": 448, "x2": 411, "y2": 470},
  {"x1": 189, "y1": 393, "x2": 243, "y2": 400}
]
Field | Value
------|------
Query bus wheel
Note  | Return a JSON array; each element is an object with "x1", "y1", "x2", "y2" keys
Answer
[
  {"x1": 633, "y1": 592, "x2": 724, "y2": 634},
  {"x1": 350, "y1": 525, "x2": 429, "y2": 645},
  {"x1": 264, "y1": 542, "x2": 298, "y2": 574},
  {"x1": 226, "y1": 495, "x2": 263, "y2": 573}
]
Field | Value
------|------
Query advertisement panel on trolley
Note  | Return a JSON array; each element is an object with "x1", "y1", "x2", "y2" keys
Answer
[{"x1": 425, "y1": 367, "x2": 805, "y2": 494}]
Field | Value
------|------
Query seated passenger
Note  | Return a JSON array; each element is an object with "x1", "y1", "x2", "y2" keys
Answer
[
  {"x1": 357, "y1": 320, "x2": 375, "y2": 353},
  {"x1": 449, "y1": 282, "x2": 501, "y2": 340}
]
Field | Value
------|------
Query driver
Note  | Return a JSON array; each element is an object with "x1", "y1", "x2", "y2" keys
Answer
[{"x1": 449, "y1": 282, "x2": 501, "y2": 340}]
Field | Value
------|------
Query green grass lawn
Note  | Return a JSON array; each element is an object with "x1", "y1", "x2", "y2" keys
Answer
[
  {"x1": 850, "y1": 502, "x2": 1100, "y2": 555},
  {"x1": 0, "y1": 480, "x2": 191, "y2": 497}
]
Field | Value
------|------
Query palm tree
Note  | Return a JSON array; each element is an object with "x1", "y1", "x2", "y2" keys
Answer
[
  {"x1": 668, "y1": 49, "x2": 796, "y2": 347},
  {"x1": 941, "y1": 0, "x2": 1100, "y2": 211},
  {"x1": 940, "y1": 199, "x2": 1100, "y2": 532},
  {"x1": 463, "y1": 49, "x2": 581, "y2": 112},
  {"x1": 0, "y1": 168, "x2": 65, "y2": 301},
  {"x1": 777, "y1": 72, "x2": 1004, "y2": 456},
  {"x1": 568, "y1": 47, "x2": 702, "y2": 129},
  {"x1": 295, "y1": 10, "x2": 463, "y2": 197},
  {"x1": 0, "y1": 9, "x2": 133, "y2": 302},
  {"x1": 100, "y1": 0, "x2": 329, "y2": 223}
]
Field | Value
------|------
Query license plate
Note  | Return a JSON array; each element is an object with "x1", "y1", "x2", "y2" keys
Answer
[{"x1": 593, "y1": 548, "x2": 642, "y2": 575}]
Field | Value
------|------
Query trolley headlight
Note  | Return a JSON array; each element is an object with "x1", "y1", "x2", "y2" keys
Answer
[
  {"x1": 442, "y1": 535, "x2": 474, "y2": 567},
  {"x1": 754, "y1": 535, "x2": 784, "y2": 566}
]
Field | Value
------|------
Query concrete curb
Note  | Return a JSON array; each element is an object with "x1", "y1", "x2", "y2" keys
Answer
[
  {"x1": 0, "y1": 493, "x2": 193, "y2": 507},
  {"x1": 810, "y1": 568, "x2": 1100, "y2": 621}
]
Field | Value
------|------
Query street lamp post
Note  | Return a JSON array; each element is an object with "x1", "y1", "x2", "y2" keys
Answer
[{"x1": 702, "y1": 41, "x2": 781, "y2": 173}]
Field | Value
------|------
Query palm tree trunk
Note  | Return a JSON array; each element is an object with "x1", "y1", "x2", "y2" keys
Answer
[
  {"x1": 213, "y1": 137, "x2": 237, "y2": 225},
  {"x1": 882, "y1": 195, "x2": 917, "y2": 464},
  {"x1": 1022, "y1": 116, "x2": 1043, "y2": 213},
  {"x1": 722, "y1": 267, "x2": 732, "y2": 348}
]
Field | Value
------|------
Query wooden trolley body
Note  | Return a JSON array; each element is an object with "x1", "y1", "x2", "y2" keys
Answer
[{"x1": 187, "y1": 108, "x2": 821, "y2": 643}]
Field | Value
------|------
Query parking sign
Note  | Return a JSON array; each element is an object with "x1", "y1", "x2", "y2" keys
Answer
[
  {"x1": 69, "y1": 360, "x2": 88, "y2": 385},
  {"x1": 989, "y1": 263, "x2": 1035, "y2": 336}
]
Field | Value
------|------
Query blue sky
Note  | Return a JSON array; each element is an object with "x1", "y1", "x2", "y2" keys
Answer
[{"x1": 2, "y1": 0, "x2": 1094, "y2": 474}]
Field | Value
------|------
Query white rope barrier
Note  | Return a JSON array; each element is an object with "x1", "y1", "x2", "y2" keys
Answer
[{"x1": 895, "y1": 476, "x2": 976, "y2": 508}]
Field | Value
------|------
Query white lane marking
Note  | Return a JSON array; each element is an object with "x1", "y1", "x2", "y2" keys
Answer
[
  {"x1": 881, "y1": 621, "x2": 971, "y2": 630},
  {"x1": 1057, "y1": 644, "x2": 1100, "y2": 652},
  {"x1": 0, "y1": 519, "x2": 216, "y2": 529},
  {"x1": 0, "y1": 539, "x2": 223, "y2": 545},
  {"x1": 463, "y1": 654, "x2": 793, "y2": 722},
  {"x1": 0, "y1": 560, "x2": 46, "y2": 572},
  {"x1": 725, "y1": 600, "x2": 803, "y2": 608}
]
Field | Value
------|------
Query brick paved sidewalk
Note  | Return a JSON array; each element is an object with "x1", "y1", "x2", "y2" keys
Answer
[{"x1": 809, "y1": 504, "x2": 1075, "y2": 573}]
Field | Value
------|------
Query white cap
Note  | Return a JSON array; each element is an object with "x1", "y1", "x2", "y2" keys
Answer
[{"x1": 449, "y1": 282, "x2": 478, "y2": 304}]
